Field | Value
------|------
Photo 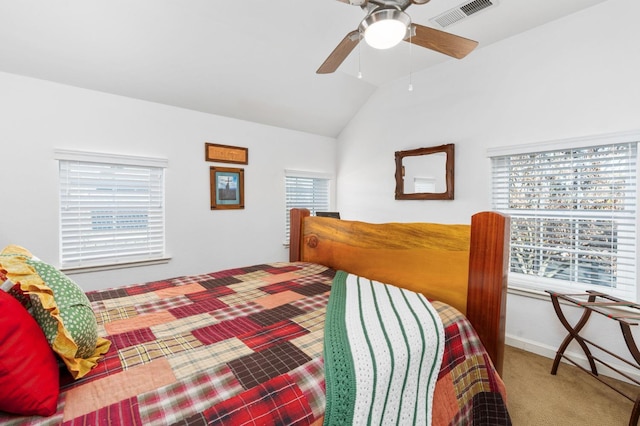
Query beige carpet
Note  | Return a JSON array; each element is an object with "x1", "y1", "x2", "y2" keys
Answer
[{"x1": 502, "y1": 345, "x2": 638, "y2": 426}]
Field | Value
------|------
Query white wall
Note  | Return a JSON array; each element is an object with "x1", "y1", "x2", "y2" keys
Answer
[
  {"x1": 337, "y1": 0, "x2": 640, "y2": 378},
  {"x1": 0, "y1": 72, "x2": 336, "y2": 291}
]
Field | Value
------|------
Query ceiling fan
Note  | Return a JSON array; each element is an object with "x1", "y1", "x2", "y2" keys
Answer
[{"x1": 317, "y1": 0, "x2": 479, "y2": 74}]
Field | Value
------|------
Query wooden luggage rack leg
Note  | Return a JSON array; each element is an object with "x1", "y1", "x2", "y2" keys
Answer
[
  {"x1": 547, "y1": 291, "x2": 640, "y2": 426},
  {"x1": 621, "y1": 321, "x2": 640, "y2": 426},
  {"x1": 549, "y1": 292, "x2": 598, "y2": 375}
]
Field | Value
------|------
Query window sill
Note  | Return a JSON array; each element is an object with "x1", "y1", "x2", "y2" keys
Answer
[
  {"x1": 60, "y1": 257, "x2": 171, "y2": 275},
  {"x1": 508, "y1": 285, "x2": 550, "y2": 301}
]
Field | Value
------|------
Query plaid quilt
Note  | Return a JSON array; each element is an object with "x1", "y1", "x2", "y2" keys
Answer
[{"x1": 1, "y1": 262, "x2": 510, "y2": 426}]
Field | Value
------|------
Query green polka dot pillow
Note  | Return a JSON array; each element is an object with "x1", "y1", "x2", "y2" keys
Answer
[{"x1": 0, "y1": 245, "x2": 111, "y2": 379}]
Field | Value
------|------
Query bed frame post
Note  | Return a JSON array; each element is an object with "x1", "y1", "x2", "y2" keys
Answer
[
  {"x1": 466, "y1": 211, "x2": 510, "y2": 375},
  {"x1": 289, "y1": 208, "x2": 310, "y2": 262}
]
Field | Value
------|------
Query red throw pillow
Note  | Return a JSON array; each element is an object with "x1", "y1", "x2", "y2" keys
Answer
[{"x1": 0, "y1": 290, "x2": 60, "y2": 416}]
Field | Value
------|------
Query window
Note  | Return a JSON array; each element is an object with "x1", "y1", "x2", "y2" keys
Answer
[
  {"x1": 414, "y1": 177, "x2": 436, "y2": 193},
  {"x1": 490, "y1": 135, "x2": 638, "y2": 301},
  {"x1": 284, "y1": 170, "x2": 332, "y2": 243},
  {"x1": 55, "y1": 150, "x2": 167, "y2": 270}
]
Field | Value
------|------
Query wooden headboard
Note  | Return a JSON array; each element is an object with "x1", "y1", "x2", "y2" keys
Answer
[{"x1": 289, "y1": 209, "x2": 510, "y2": 374}]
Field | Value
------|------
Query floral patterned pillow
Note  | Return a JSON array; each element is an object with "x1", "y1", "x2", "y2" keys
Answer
[{"x1": 0, "y1": 245, "x2": 111, "y2": 379}]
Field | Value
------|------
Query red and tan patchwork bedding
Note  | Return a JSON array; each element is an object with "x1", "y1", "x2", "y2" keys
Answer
[{"x1": 1, "y1": 262, "x2": 510, "y2": 425}]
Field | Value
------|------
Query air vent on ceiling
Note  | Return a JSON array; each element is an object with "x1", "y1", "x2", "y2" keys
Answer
[{"x1": 430, "y1": 0, "x2": 498, "y2": 28}]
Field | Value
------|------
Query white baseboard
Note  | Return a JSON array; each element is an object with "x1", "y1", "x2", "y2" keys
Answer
[{"x1": 505, "y1": 334, "x2": 640, "y2": 385}]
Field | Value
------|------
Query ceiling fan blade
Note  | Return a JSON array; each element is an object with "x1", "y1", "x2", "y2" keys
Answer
[
  {"x1": 406, "y1": 24, "x2": 478, "y2": 59},
  {"x1": 317, "y1": 30, "x2": 361, "y2": 74}
]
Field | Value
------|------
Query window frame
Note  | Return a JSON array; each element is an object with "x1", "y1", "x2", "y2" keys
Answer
[
  {"x1": 488, "y1": 131, "x2": 639, "y2": 302},
  {"x1": 55, "y1": 149, "x2": 169, "y2": 272}
]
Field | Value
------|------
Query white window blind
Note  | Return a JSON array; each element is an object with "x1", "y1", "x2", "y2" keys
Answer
[
  {"x1": 491, "y1": 141, "x2": 638, "y2": 301},
  {"x1": 285, "y1": 172, "x2": 331, "y2": 242},
  {"x1": 57, "y1": 152, "x2": 167, "y2": 269}
]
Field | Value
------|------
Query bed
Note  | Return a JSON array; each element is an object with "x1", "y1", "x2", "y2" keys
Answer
[{"x1": 0, "y1": 209, "x2": 511, "y2": 425}]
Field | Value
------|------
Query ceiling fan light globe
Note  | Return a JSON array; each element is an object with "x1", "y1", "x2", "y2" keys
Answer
[
  {"x1": 364, "y1": 20, "x2": 406, "y2": 49},
  {"x1": 360, "y1": 9, "x2": 410, "y2": 50}
]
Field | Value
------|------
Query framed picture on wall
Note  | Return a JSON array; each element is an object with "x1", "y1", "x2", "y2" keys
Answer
[
  {"x1": 210, "y1": 167, "x2": 244, "y2": 210},
  {"x1": 205, "y1": 143, "x2": 248, "y2": 164}
]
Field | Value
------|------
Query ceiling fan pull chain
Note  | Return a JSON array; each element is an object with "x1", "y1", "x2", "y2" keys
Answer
[
  {"x1": 358, "y1": 35, "x2": 363, "y2": 79},
  {"x1": 408, "y1": 22, "x2": 414, "y2": 91}
]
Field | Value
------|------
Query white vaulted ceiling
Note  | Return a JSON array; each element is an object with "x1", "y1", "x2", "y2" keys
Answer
[{"x1": 0, "y1": 0, "x2": 608, "y2": 137}]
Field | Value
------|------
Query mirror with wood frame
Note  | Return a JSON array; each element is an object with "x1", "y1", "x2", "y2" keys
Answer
[{"x1": 395, "y1": 144, "x2": 455, "y2": 200}]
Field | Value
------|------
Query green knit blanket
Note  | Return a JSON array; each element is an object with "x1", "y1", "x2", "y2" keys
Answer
[{"x1": 323, "y1": 271, "x2": 445, "y2": 426}]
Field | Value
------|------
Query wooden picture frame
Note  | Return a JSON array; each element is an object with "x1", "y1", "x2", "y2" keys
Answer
[
  {"x1": 205, "y1": 143, "x2": 248, "y2": 165},
  {"x1": 395, "y1": 143, "x2": 455, "y2": 200},
  {"x1": 210, "y1": 167, "x2": 244, "y2": 210}
]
